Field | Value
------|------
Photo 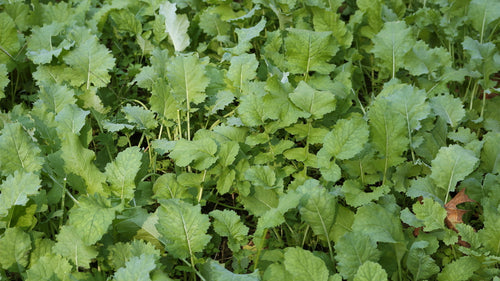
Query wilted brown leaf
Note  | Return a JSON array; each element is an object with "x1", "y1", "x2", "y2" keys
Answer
[{"x1": 444, "y1": 188, "x2": 476, "y2": 232}]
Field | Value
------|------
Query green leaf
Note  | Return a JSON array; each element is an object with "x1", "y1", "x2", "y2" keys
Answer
[
  {"x1": 312, "y1": 7, "x2": 352, "y2": 48},
  {"x1": 385, "y1": 84, "x2": 431, "y2": 133},
  {"x1": 413, "y1": 198, "x2": 446, "y2": 231},
  {"x1": 334, "y1": 232, "x2": 381, "y2": 280},
  {"x1": 0, "y1": 64, "x2": 9, "y2": 100},
  {"x1": 478, "y1": 201, "x2": 500, "y2": 256},
  {"x1": 26, "y1": 22, "x2": 72, "y2": 64},
  {"x1": 352, "y1": 203, "x2": 405, "y2": 244},
  {"x1": 169, "y1": 138, "x2": 218, "y2": 170},
  {"x1": 258, "y1": 190, "x2": 302, "y2": 229},
  {"x1": 53, "y1": 225, "x2": 98, "y2": 268},
  {"x1": 122, "y1": 104, "x2": 158, "y2": 130},
  {"x1": 406, "y1": 241, "x2": 440, "y2": 280},
  {"x1": 63, "y1": 36, "x2": 115, "y2": 89},
  {"x1": 0, "y1": 13, "x2": 21, "y2": 70},
  {"x1": 0, "y1": 122, "x2": 44, "y2": 175},
  {"x1": 67, "y1": 195, "x2": 117, "y2": 245},
  {"x1": 153, "y1": 173, "x2": 190, "y2": 200},
  {"x1": 353, "y1": 261, "x2": 388, "y2": 281},
  {"x1": 240, "y1": 186, "x2": 279, "y2": 216},
  {"x1": 371, "y1": 21, "x2": 415, "y2": 78},
  {"x1": 108, "y1": 240, "x2": 161, "y2": 270},
  {"x1": 37, "y1": 82, "x2": 77, "y2": 113},
  {"x1": 60, "y1": 134, "x2": 106, "y2": 195},
  {"x1": 430, "y1": 94, "x2": 465, "y2": 129},
  {"x1": 114, "y1": 254, "x2": 157, "y2": 281},
  {"x1": 342, "y1": 180, "x2": 390, "y2": 208},
  {"x1": 228, "y1": 17, "x2": 267, "y2": 55},
  {"x1": 430, "y1": 145, "x2": 478, "y2": 200},
  {"x1": 55, "y1": 104, "x2": 89, "y2": 135},
  {"x1": 298, "y1": 181, "x2": 337, "y2": 243},
  {"x1": 237, "y1": 93, "x2": 267, "y2": 127},
  {"x1": 0, "y1": 171, "x2": 41, "y2": 217},
  {"x1": 150, "y1": 81, "x2": 178, "y2": 121},
  {"x1": 167, "y1": 53, "x2": 209, "y2": 107},
  {"x1": 159, "y1": 1, "x2": 190, "y2": 52},
  {"x1": 285, "y1": 28, "x2": 337, "y2": 75},
  {"x1": 289, "y1": 81, "x2": 336, "y2": 119},
  {"x1": 283, "y1": 247, "x2": 329, "y2": 281},
  {"x1": 467, "y1": 0, "x2": 500, "y2": 40},
  {"x1": 0, "y1": 227, "x2": 31, "y2": 272},
  {"x1": 110, "y1": 9, "x2": 142, "y2": 36},
  {"x1": 156, "y1": 199, "x2": 211, "y2": 259},
  {"x1": 437, "y1": 256, "x2": 481, "y2": 281},
  {"x1": 226, "y1": 54, "x2": 259, "y2": 97},
  {"x1": 368, "y1": 98, "x2": 408, "y2": 174},
  {"x1": 402, "y1": 41, "x2": 452, "y2": 76},
  {"x1": 462, "y1": 37, "x2": 500, "y2": 88},
  {"x1": 26, "y1": 254, "x2": 72, "y2": 281},
  {"x1": 245, "y1": 165, "x2": 276, "y2": 189},
  {"x1": 105, "y1": 146, "x2": 143, "y2": 200},
  {"x1": 201, "y1": 259, "x2": 261, "y2": 281},
  {"x1": 318, "y1": 114, "x2": 369, "y2": 160},
  {"x1": 210, "y1": 210, "x2": 249, "y2": 253}
]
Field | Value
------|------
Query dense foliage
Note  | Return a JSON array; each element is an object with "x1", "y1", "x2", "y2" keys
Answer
[{"x1": 1, "y1": 0, "x2": 500, "y2": 280}]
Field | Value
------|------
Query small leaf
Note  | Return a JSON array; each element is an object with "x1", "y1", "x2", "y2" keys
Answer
[
  {"x1": 167, "y1": 53, "x2": 209, "y2": 107},
  {"x1": 284, "y1": 247, "x2": 329, "y2": 281},
  {"x1": 114, "y1": 254, "x2": 157, "y2": 281},
  {"x1": 0, "y1": 171, "x2": 41, "y2": 217},
  {"x1": 53, "y1": 225, "x2": 98, "y2": 268},
  {"x1": 319, "y1": 115, "x2": 369, "y2": 160},
  {"x1": 406, "y1": 241, "x2": 440, "y2": 280},
  {"x1": 289, "y1": 81, "x2": 336, "y2": 119},
  {"x1": 413, "y1": 198, "x2": 447, "y2": 232},
  {"x1": 210, "y1": 210, "x2": 249, "y2": 253},
  {"x1": 437, "y1": 256, "x2": 481, "y2": 281},
  {"x1": 169, "y1": 138, "x2": 218, "y2": 170},
  {"x1": 122, "y1": 104, "x2": 158, "y2": 130},
  {"x1": 0, "y1": 228, "x2": 31, "y2": 272},
  {"x1": 353, "y1": 261, "x2": 388, "y2": 281},
  {"x1": 430, "y1": 94, "x2": 465, "y2": 129},
  {"x1": 335, "y1": 232, "x2": 381, "y2": 280},
  {"x1": 105, "y1": 146, "x2": 143, "y2": 200},
  {"x1": 55, "y1": 104, "x2": 89, "y2": 135},
  {"x1": 201, "y1": 259, "x2": 261, "y2": 281}
]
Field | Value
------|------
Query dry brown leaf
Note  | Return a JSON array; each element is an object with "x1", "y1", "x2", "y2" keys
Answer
[{"x1": 444, "y1": 188, "x2": 476, "y2": 231}]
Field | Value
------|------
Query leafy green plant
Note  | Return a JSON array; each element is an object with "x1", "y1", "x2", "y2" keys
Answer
[{"x1": 1, "y1": 0, "x2": 500, "y2": 280}]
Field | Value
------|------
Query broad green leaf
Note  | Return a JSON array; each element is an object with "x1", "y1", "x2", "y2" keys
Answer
[
  {"x1": 298, "y1": 181, "x2": 337, "y2": 242},
  {"x1": 210, "y1": 210, "x2": 249, "y2": 252},
  {"x1": 68, "y1": 195, "x2": 117, "y2": 245},
  {"x1": 283, "y1": 247, "x2": 329, "y2": 281},
  {"x1": 227, "y1": 54, "x2": 259, "y2": 97},
  {"x1": 467, "y1": 0, "x2": 500, "y2": 41},
  {"x1": 109, "y1": 9, "x2": 142, "y2": 36},
  {"x1": 245, "y1": 165, "x2": 276, "y2": 189},
  {"x1": 229, "y1": 17, "x2": 267, "y2": 55},
  {"x1": 60, "y1": 134, "x2": 106, "y2": 195},
  {"x1": 406, "y1": 241, "x2": 440, "y2": 280},
  {"x1": 169, "y1": 138, "x2": 218, "y2": 170},
  {"x1": 156, "y1": 199, "x2": 211, "y2": 259},
  {"x1": 199, "y1": 7, "x2": 231, "y2": 37},
  {"x1": 238, "y1": 93, "x2": 267, "y2": 127},
  {"x1": 0, "y1": 228, "x2": 31, "y2": 272},
  {"x1": 159, "y1": 1, "x2": 190, "y2": 52},
  {"x1": 285, "y1": 28, "x2": 336, "y2": 74},
  {"x1": 37, "y1": 82, "x2": 77, "y2": 113},
  {"x1": 478, "y1": 201, "x2": 500, "y2": 256},
  {"x1": 105, "y1": 147, "x2": 143, "y2": 200},
  {"x1": 462, "y1": 37, "x2": 500, "y2": 88},
  {"x1": 0, "y1": 171, "x2": 41, "y2": 217},
  {"x1": 312, "y1": 7, "x2": 352, "y2": 48},
  {"x1": 201, "y1": 259, "x2": 261, "y2": 281},
  {"x1": 55, "y1": 104, "x2": 89, "y2": 135},
  {"x1": 26, "y1": 254, "x2": 72, "y2": 281},
  {"x1": 63, "y1": 36, "x2": 115, "y2": 89},
  {"x1": 437, "y1": 256, "x2": 481, "y2": 281},
  {"x1": 107, "y1": 240, "x2": 161, "y2": 270},
  {"x1": 430, "y1": 145, "x2": 478, "y2": 201},
  {"x1": 403, "y1": 41, "x2": 452, "y2": 76},
  {"x1": 318, "y1": 114, "x2": 369, "y2": 160},
  {"x1": 385, "y1": 84, "x2": 431, "y2": 133},
  {"x1": 289, "y1": 81, "x2": 336, "y2": 119},
  {"x1": 114, "y1": 254, "x2": 157, "y2": 281},
  {"x1": 430, "y1": 94, "x2": 465, "y2": 129},
  {"x1": 0, "y1": 122, "x2": 44, "y2": 175},
  {"x1": 352, "y1": 203, "x2": 405, "y2": 244},
  {"x1": 167, "y1": 53, "x2": 209, "y2": 107},
  {"x1": 368, "y1": 98, "x2": 408, "y2": 174},
  {"x1": 26, "y1": 22, "x2": 72, "y2": 64},
  {"x1": 53, "y1": 225, "x2": 98, "y2": 268},
  {"x1": 240, "y1": 186, "x2": 279, "y2": 216},
  {"x1": 153, "y1": 173, "x2": 189, "y2": 200},
  {"x1": 353, "y1": 261, "x2": 388, "y2": 281},
  {"x1": 150, "y1": 81, "x2": 178, "y2": 121},
  {"x1": 0, "y1": 13, "x2": 21, "y2": 70},
  {"x1": 258, "y1": 190, "x2": 301, "y2": 229},
  {"x1": 0, "y1": 64, "x2": 9, "y2": 100},
  {"x1": 480, "y1": 132, "x2": 500, "y2": 174},
  {"x1": 342, "y1": 180, "x2": 390, "y2": 208},
  {"x1": 371, "y1": 21, "x2": 415, "y2": 78},
  {"x1": 413, "y1": 198, "x2": 446, "y2": 231},
  {"x1": 122, "y1": 104, "x2": 158, "y2": 130},
  {"x1": 335, "y1": 232, "x2": 381, "y2": 280}
]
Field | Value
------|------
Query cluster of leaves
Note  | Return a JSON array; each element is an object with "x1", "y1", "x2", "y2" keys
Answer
[{"x1": 1, "y1": 0, "x2": 500, "y2": 280}]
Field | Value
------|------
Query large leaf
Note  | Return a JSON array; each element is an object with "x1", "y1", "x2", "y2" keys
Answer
[
  {"x1": 201, "y1": 259, "x2": 261, "y2": 281},
  {"x1": 353, "y1": 261, "x2": 388, "y2": 281},
  {"x1": 0, "y1": 13, "x2": 21, "y2": 70},
  {"x1": 430, "y1": 94, "x2": 466, "y2": 129},
  {"x1": 26, "y1": 254, "x2": 72, "y2": 281},
  {"x1": 283, "y1": 247, "x2": 329, "y2": 281},
  {"x1": 0, "y1": 122, "x2": 44, "y2": 175},
  {"x1": 335, "y1": 232, "x2": 381, "y2": 280},
  {"x1": 53, "y1": 225, "x2": 98, "y2": 268},
  {"x1": 159, "y1": 1, "x2": 190, "y2": 52},
  {"x1": 210, "y1": 210, "x2": 249, "y2": 252},
  {"x1": 467, "y1": 0, "x2": 500, "y2": 41},
  {"x1": 169, "y1": 138, "x2": 218, "y2": 170},
  {"x1": 156, "y1": 199, "x2": 211, "y2": 259},
  {"x1": 114, "y1": 254, "x2": 157, "y2": 281},
  {"x1": 406, "y1": 241, "x2": 440, "y2": 280},
  {"x1": 289, "y1": 81, "x2": 336, "y2": 119},
  {"x1": 0, "y1": 228, "x2": 31, "y2": 272},
  {"x1": 226, "y1": 54, "x2": 259, "y2": 97}
]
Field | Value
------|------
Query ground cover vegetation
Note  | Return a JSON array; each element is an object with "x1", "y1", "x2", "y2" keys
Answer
[{"x1": 0, "y1": 0, "x2": 499, "y2": 280}]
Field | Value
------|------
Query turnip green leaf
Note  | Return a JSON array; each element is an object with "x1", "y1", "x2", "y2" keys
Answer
[
  {"x1": 105, "y1": 146, "x2": 143, "y2": 200},
  {"x1": 334, "y1": 232, "x2": 381, "y2": 280},
  {"x1": 289, "y1": 81, "x2": 336, "y2": 119},
  {"x1": 26, "y1": 254, "x2": 72, "y2": 281},
  {"x1": 0, "y1": 64, "x2": 7, "y2": 99},
  {"x1": 53, "y1": 225, "x2": 98, "y2": 268},
  {"x1": 114, "y1": 254, "x2": 157, "y2": 281},
  {"x1": 0, "y1": 227, "x2": 31, "y2": 272},
  {"x1": 406, "y1": 241, "x2": 440, "y2": 280},
  {"x1": 0, "y1": 122, "x2": 43, "y2": 175},
  {"x1": 201, "y1": 259, "x2": 261, "y2": 281},
  {"x1": 413, "y1": 198, "x2": 446, "y2": 232},
  {"x1": 353, "y1": 261, "x2": 388, "y2": 281},
  {"x1": 210, "y1": 210, "x2": 249, "y2": 253},
  {"x1": 430, "y1": 94, "x2": 466, "y2": 129},
  {"x1": 283, "y1": 247, "x2": 329, "y2": 281},
  {"x1": 159, "y1": 1, "x2": 190, "y2": 52},
  {"x1": 0, "y1": 171, "x2": 41, "y2": 217}
]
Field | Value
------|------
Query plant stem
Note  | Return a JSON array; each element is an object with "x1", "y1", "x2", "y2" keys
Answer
[{"x1": 253, "y1": 228, "x2": 269, "y2": 271}]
